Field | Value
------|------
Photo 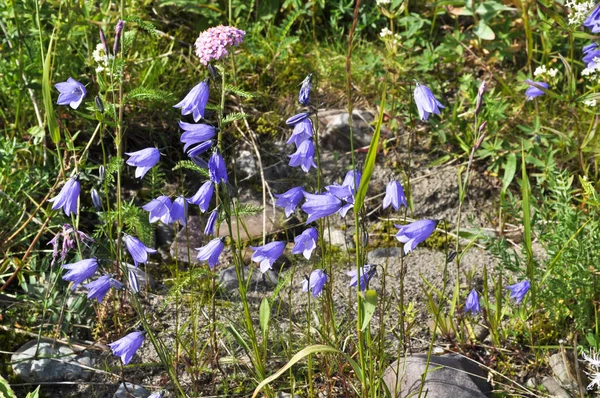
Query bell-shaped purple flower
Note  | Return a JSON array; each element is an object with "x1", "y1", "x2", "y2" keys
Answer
[
  {"x1": 506, "y1": 280, "x2": 530, "y2": 304},
  {"x1": 301, "y1": 192, "x2": 342, "y2": 224},
  {"x1": 55, "y1": 77, "x2": 86, "y2": 109},
  {"x1": 347, "y1": 264, "x2": 376, "y2": 291},
  {"x1": 285, "y1": 112, "x2": 310, "y2": 126},
  {"x1": 342, "y1": 170, "x2": 361, "y2": 193},
  {"x1": 289, "y1": 139, "x2": 317, "y2": 173},
  {"x1": 250, "y1": 241, "x2": 286, "y2": 273},
  {"x1": 124, "y1": 234, "x2": 157, "y2": 267},
  {"x1": 179, "y1": 122, "x2": 216, "y2": 153},
  {"x1": 170, "y1": 196, "x2": 188, "y2": 226},
  {"x1": 125, "y1": 148, "x2": 161, "y2": 179},
  {"x1": 583, "y1": 43, "x2": 600, "y2": 66},
  {"x1": 147, "y1": 393, "x2": 162, "y2": 398},
  {"x1": 298, "y1": 74, "x2": 312, "y2": 106},
  {"x1": 108, "y1": 331, "x2": 145, "y2": 365},
  {"x1": 414, "y1": 83, "x2": 444, "y2": 121},
  {"x1": 91, "y1": 188, "x2": 102, "y2": 210},
  {"x1": 524, "y1": 79, "x2": 548, "y2": 101},
  {"x1": 302, "y1": 269, "x2": 327, "y2": 298},
  {"x1": 275, "y1": 187, "x2": 306, "y2": 218},
  {"x1": 196, "y1": 237, "x2": 225, "y2": 269},
  {"x1": 383, "y1": 180, "x2": 407, "y2": 211},
  {"x1": 465, "y1": 289, "x2": 481, "y2": 315},
  {"x1": 204, "y1": 209, "x2": 219, "y2": 236},
  {"x1": 49, "y1": 177, "x2": 81, "y2": 216},
  {"x1": 84, "y1": 274, "x2": 123, "y2": 303},
  {"x1": 286, "y1": 118, "x2": 313, "y2": 146},
  {"x1": 142, "y1": 196, "x2": 172, "y2": 224},
  {"x1": 174, "y1": 79, "x2": 210, "y2": 122},
  {"x1": 584, "y1": 4, "x2": 600, "y2": 33},
  {"x1": 62, "y1": 258, "x2": 98, "y2": 290},
  {"x1": 187, "y1": 181, "x2": 214, "y2": 212},
  {"x1": 395, "y1": 219, "x2": 436, "y2": 255},
  {"x1": 128, "y1": 269, "x2": 140, "y2": 294},
  {"x1": 292, "y1": 227, "x2": 318, "y2": 260},
  {"x1": 187, "y1": 140, "x2": 213, "y2": 159},
  {"x1": 209, "y1": 152, "x2": 228, "y2": 183}
]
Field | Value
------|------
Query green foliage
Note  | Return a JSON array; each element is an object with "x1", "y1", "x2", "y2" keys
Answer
[{"x1": 172, "y1": 160, "x2": 210, "y2": 179}]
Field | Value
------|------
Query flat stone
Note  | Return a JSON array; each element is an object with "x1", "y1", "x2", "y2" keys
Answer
[
  {"x1": 219, "y1": 266, "x2": 278, "y2": 292},
  {"x1": 367, "y1": 247, "x2": 404, "y2": 263},
  {"x1": 383, "y1": 353, "x2": 491, "y2": 398},
  {"x1": 318, "y1": 109, "x2": 375, "y2": 152},
  {"x1": 541, "y1": 377, "x2": 570, "y2": 398},
  {"x1": 113, "y1": 382, "x2": 150, "y2": 398},
  {"x1": 548, "y1": 352, "x2": 585, "y2": 387},
  {"x1": 12, "y1": 339, "x2": 94, "y2": 382},
  {"x1": 324, "y1": 229, "x2": 350, "y2": 248}
]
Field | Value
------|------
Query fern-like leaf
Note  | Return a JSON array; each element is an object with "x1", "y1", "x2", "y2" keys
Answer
[
  {"x1": 225, "y1": 84, "x2": 255, "y2": 98},
  {"x1": 125, "y1": 16, "x2": 159, "y2": 37},
  {"x1": 222, "y1": 112, "x2": 248, "y2": 125},
  {"x1": 173, "y1": 160, "x2": 210, "y2": 178},
  {"x1": 126, "y1": 87, "x2": 173, "y2": 102}
]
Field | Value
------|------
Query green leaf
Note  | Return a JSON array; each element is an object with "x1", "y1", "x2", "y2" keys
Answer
[
  {"x1": 172, "y1": 160, "x2": 210, "y2": 177},
  {"x1": 359, "y1": 289, "x2": 377, "y2": 331},
  {"x1": 25, "y1": 386, "x2": 40, "y2": 398},
  {"x1": 222, "y1": 112, "x2": 248, "y2": 125},
  {"x1": 227, "y1": 323, "x2": 251, "y2": 353},
  {"x1": 502, "y1": 153, "x2": 517, "y2": 193},
  {"x1": 42, "y1": 31, "x2": 59, "y2": 144},
  {"x1": 474, "y1": 21, "x2": 495, "y2": 40},
  {"x1": 259, "y1": 297, "x2": 270, "y2": 336},
  {"x1": 225, "y1": 84, "x2": 255, "y2": 98},
  {"x1": 0, "y1": 374, "x2": 17, "y2": 398}
]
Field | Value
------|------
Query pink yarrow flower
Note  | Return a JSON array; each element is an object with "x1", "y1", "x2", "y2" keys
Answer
[{"x1": 194, "y1": 25, "x2": 246, "y2": 65}]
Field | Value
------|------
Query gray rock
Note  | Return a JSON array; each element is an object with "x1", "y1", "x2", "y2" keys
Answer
[
  {"x1": 277, "y1": 392, "x2": 301, "y2": 398},
  {"x1": 237, "y1": 149, "x2": 258, "y2": 177},
  {"x1": 367, "y1": 247, "x2": 404, "y2": 263},
  {"x1": 155, "y1": 222, "x2": 175, "y2": 247},
  {"x1": 549, "y1": 352, "x2": 583, "y2": 387},
  {"x1": 12, "y1": 339, "x2": 94, "y2": 382},
  {"x1": 126, "y1": 264, "x2": 155, "y2": 290},
  {"x1": 319, "y1": 109, "x2": 374, "y2": 152},
  {"x1": 541, "y1": 377, "x2": 571, "y2": 398},
  {"x1": 113, "y1": 382, "x2": 149, "y2": 398},
  {"x1": 383, "y1": 353, "x2": 491, "y2": 398},
  {"x1": 324, "y1": 229, "x2": 350, "y2": 248},
  {"x1": 219, "y1": 266, "x2": 278, "y2": 292}
]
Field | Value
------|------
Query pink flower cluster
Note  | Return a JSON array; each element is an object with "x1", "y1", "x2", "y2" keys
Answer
[{"x1": 194, "y1": 25, "x2": 246, "y2": 65}]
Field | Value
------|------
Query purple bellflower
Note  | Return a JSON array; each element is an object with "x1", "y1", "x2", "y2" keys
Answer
[
  {"x1": 414, "y1": 83, "x2": 444, "y2": 121},
  {"x1": 286, "y1": 118, "x2": 313, "y2": 146},
  {"x1": 174, "y1": 79, "x2": 210, "y2": 122},
  {"x1": 187, "y1": 140, "x2": 213, "y2": 159},
  {"x1": 48, "y1": 224, "x2": 94, "y2": 267},
  {"x1": 108, "y1": 331, "x2": 145, "y2": 365},
  {"x1": 187, "y1": 181, "x2": 214, "y2": 212},
  {"x1": 124, "y1": 234, "x2": 157, "y2": 267},
  {"x1": 342, "y1": 170, "x2": 361, "y2": 192},
  {"x1": 292, "y1": 227, "x2": 318, "y2": 260},
  {"x1": 275, "y1": 187, "x2": 306, "y2": 218},
  {"x1": 301, "y1": 192, "x2": 342, "y2": 224},
  {"x1": 347, "y1": 264, "x2": 376, "y2": 291},
  {"x1": 55, "y1": 78, "x2": 86, "y2": 109},
  {"x1": 299, "y1": 74, "x2": 312, "y2": 106},
  {"x1": 506, "y1": 280, "x2": 530, "y2": 303},
  {"x1": 204, "y1": 209, "x2": 219, "y2": 236},
  {"x1": 128, "y1": 269, "x2": 140, "y2": 294},
  {"x1": 91, "y1": 188, "x2": 102, "y2": 210},
  {"x1": 142, "y1": 196, "x2": 172, "y2": 224},
  {"x1": 209, "y1": 152, "x2": 228, "y2": 183},
  {"x1": 170, "y1": 196, "x2": 188, "y2": 226},
  {"x1": 49, "y1": 177, "x2": 81, "y2": 216},
  {"x1": 395, "y1": 219, "x2": 437, "y2": 255},
  {"x1": 524, "y1": 79, "x2": 548, "y2": 101},
  {"x1": 583, "y1": 43, "x2": 600, "y2": 66},
  {"x1": 250, "y1": 241, "x2": 286, "y2": 273},
  {"x1": 286, "y1": 112, "x2": 310, "y2": 126},
  {"x1": 179, "y1": 122, "x2": 216, "y2": 153},
  {"x1": 196, "y1": 238, "x2": 225, "y2": 269},
  {"x1": 288, "y1": 139, "x2": 317, "y2": 173},
  {"x1": 84, "y1": 274, "x2": 124, "y2": 303},
  {"x1": 147, "y1": 393, "x2": 162, "y2": 398},
  {"x1": 125, "y1": 148, "x2": 161, "y2": 179},
  {"x1": 62, "y1": 258, "x2": 98, "y2": 290},
  {"x1": 383, "y1": 180, "x2": 407, "y2": 211},
  {"x1": 302, "y1": 269, "x2": 327, "y2": 298},
  {"x1": 465, "y1": 289, "x2": 481, "y2": 315},
  {"x1": 584, "y1": 4, "x2": 600, "y2": 33}
]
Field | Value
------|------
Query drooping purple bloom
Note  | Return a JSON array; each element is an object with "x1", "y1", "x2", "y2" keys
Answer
[
  {"x1": 49, "y1": 224, "x2": 94, "y2": 266},
  {"x1": 524, "y1": 79, "x2": 548, "y2": 101},
  {"x1": 292, "y1": 227, "x2": 318, "y2": 260},
  {"x1": 298, "y1": 74, "x2": 312, "y2": 106},
  {"x1": 142, "y1": 196, "x2": 172, "y2": 224},
  {"x1": 169, "y1": 196, "x2": 188, "y2": 226},
  {"x1": 382, "y1": 180, "x2": 407, "y2": 211},
  {"x1": 124, "y1": 234, "x2": 157, "y2": 267},
  {"x1": 174, "y1": 79, "x2": 210, "y2": 122},
  {"x1": 275, "y1": 187, "x2": 306, "y2": 218},
  {"x1": 286, "y1": 119, "x2": 313, "y2": 146},
  {"x1": 62, "y1": 258, "x2": 98, "y2": 290},
  {"x1": 179, "y1": 122, "x2": 216, "y2": 152},
  {"x1": 506, "y1": 280, "x2": 530, "y2": 304},
  {"x1": 301, "y1": 192, "x2": 342, "y2": 224},
  {"x1": 209, "y1": 152, "x2": 228, "y2": 183},
  {"x1": 343, "y1": 170, "x2": 361, "y2": 191},
  {"x1": 395, "y1": 219, "x2": 437, "y2": 255},
  {"x1": 285, "y1": 112, "x2": 310, "y2": 126},
  {"x1": 465, "y1": 289, "x2": 481, "y2": 315},
  {"x1": 187, "y1": 181, "x2": 214, "y2": 212},
  {"x1": 584, "y1": 4, "x2": 600, "y2": 33},
  {"x1": 288, "y1": 139, "x2": 317, "y2": 173},
  {"x1": 84, "y1": 274, "x2": 123, "y2": 303},
  {"x1": 49, "y1": 177, "x2": 81, "y2": 216},
  {"x1": 302, "y1": 269, "x2": 327, "y2": 298},
  {"x1": 91, "y1": 188, "x2": 102, "y2": 210},
  {"x1": 250, "y1": 241, "x2": 286, "y2": 273},
  {"x1": 414, "y1": 83, "x2": 444, "y2": 121},
  {"x1": 113, "y1": 20, "x2": 125, "y2": 54},
  {"x1": 187, "y1": 140, "x2": 213, "y2": 158},
  {"x1": 108, "y1": 331, "x2": 145, "y2": 365},
  {"x1": 99, "y1": 28, "x2": 109, "y2": 56},
  {"x1": 55, "y1": 78, "x2": 86, "y2": 109},
  {"x1": 204, "y1": 209, "x2": 219, "y2": 236},
  {"x1": 196, "y1": 238, "x2": 225, "y2": 269},
  {"x1": 125, "y1": 148, "x2": 161, "y2": 179},
  {"x1": 583, "y1": 43, "x2": 600, "y2": 66},
  {"x1": 347, "y1": 264, "x2": 376, "y2": 291},
  {"x1": 128, "y1": 269, "x2": 140, "y2": 294}
]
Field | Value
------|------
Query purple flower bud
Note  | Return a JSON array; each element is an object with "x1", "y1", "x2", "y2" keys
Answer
[
  {"x1": 301, "y1": 192, "x2": 342, "y2": 224},
  {"x1": 174, "y1": 79, "x2": 210, "y2": 122},
  {"x1": 62, "y1": 258, "x2": 98, "y2": 290},
  {"x1": 302, "y1": 269, "x2": 327, "y2": 298},
  {"x1": 292, "y1": 228, "x2": 318, "y2": 260},
  {"x1": 98, "y1": 166, "x2": 105, "y2": 182},
  {"x1": 275, "y1": 187, "x2": 306, "y2": 218},
  {"x1": 347, "y1": 264, "x2": 376, "y2": 291},
  {"x1": 204, "y1": 209, "x2": 218, "y2": 236},
  {"x1": 49, "y1": 176, "x2": 81, "y2": 216},
  {"x1": 250, "y1": 241, "x2": 286, "y2": 273},
  {"x1": 187, "y1": 181, "x2": 214, "y2": 212},
  {"x1": 113, "y1": 20, "x2": 125, "y2": 54},
  {"x1": 91, "y1": 188, "x2": 102, "y2": 210},
  {"x1": 288, "y1": 139, "x2": 317, "y2": 173},
  {"x1": 187, "y1": 140, "x2": 213, "y2": 158},
  {"x1": 286, "y1": 118, "x2": 313, "y2": 146},
  {"x1": 124, "y1": 234, "x2": 157, "y2": 267},
  {"x1": 208, "y1": 152, "x2": 228, "y2": 183},
  {"x1": 583, "y1": 4, "x2": 600, "y2": 33},
  {"x1": 196, "y1": 238, "x2": 225, "y2": 269},
  {"x1": 179, "y1": 122, "x2": 216, "y2": 153},
  {"x1": 169, "y1": 196, "x2": 188, "y2": 226},
  {"x1": 84, "y1": 274, "x2": 123, "y2": 303},
  {"x1": 55, "y1": 78, "x2": 86, "y2": 109},
  {"x1": 299, "y1": 74, "x2": 312, "y2": 106},
  {"x1": 382, "y1": 180, "x2": 407, "y2": 211},
  {"x1": 125, "y1": 148, "x2": 161, "y2": 179},
  {"x1": 465, "y1": 289, "x2": 481, "y2": 315},
  {"x1": 475, "y1": 80, "x2": 486, "y2": 116},
  {"x1": 99, "y1": 28, "x2": 109, "y2": 56},
  {"x1": 95, "y1": 95, "x2": 105, "y2": 113},
  {"x1": 108, "y1": 331, "x2": 144, "y2": 365},
  {"x1": 142, "y1": 195, "x2": 172, "y2": 224},
  {"x1": 395, "y1": 219, "x2": 437, "y2": 255},
  {"x1": 506, "y1": 280, "x2": 530, "y2": 304},
  {"x1": 285, "y1": 112, "x2": 310, "y2": 126},
  {"x1": 524, "y1": 79, "x2": 548, "y2": 101},
  {"x1": 414, "y1": 83, "x2": 444, "y2": 121},
  {"x1": 128, "y1": 269, "x2": 140, "y2": 293}
]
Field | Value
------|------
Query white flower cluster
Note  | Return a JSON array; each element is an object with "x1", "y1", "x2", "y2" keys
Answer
[
  {"x1": 566, "y1": 0, "x2": 595, "y2": 25},
  {"x1": 380, "y1": 27, "x2": 393, "y2": 37},
  {"x1": 380, "y1": 28, "x2": 401, "y2": 46},
  {"x1": 583, "y1": 99, "x2": 597, "y2": 107},
  {"x1": 582, "y1": 57, "x2": 600, "y2": 81},
  {"x1": 376, "y1": 0, "x2": 391, "y2": 5},
  {"x1": 92, "y1": 43, "x2": 113, "y2": 73},
  {"x1": 534, "y1": 65, "x2": 558, "y2": 78},
  {"x1": 584, "y1": 349, "x2": 600, "y2": 390}
]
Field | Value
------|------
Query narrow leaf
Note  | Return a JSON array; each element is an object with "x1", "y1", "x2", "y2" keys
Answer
[
  {"x1": 502, "y1": 153, "x2": 517, "y2": 193},
  {"x1": 42, "y1": 33, "x2": 59, "y2": 144},
  {"x1": 359, "y1": 289, "x2": 377, "y2": 331},
  {"x1": 259, "y1": 297, "x2": 270, "y2": 336}
]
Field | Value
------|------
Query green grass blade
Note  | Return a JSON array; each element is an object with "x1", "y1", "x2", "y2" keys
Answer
[{"x1": 42, "y1": 32, "x2": 59, "y2": 144}]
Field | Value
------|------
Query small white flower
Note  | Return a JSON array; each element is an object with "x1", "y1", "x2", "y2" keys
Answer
[
  {"x1": 566, "y1": 0, "x2": 596, "y2": 25},
  {"x1": 376, "y1": 0, "x2": 391, "y2": 5},
  {"x1": 583, "y1": 99, "x2": 597, "y2": 107},
  {"x1": 380, "y1": 27, "x2": 393, "y2": 37},
  {"x1": 584, "y1": 350, "x2": 600, "y2": 367},
  {"x1": 587, "y1": 371, "x2": 600, "y2": 390},
  {"x1": 548, "y1": 68, "x2": 558, "y2": 77},
  {"x1": 534, "y1": 65, "x2": 547, "y2": 76}
]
